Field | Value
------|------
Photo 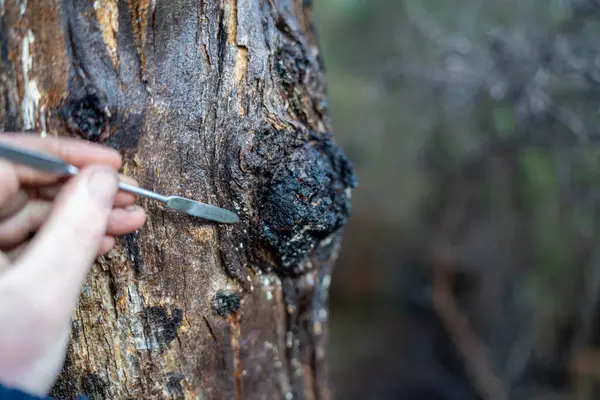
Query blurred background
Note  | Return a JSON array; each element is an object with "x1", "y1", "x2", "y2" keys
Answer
[{"x1": 313, "y1": 1, "x2": 600, "y2": 399}]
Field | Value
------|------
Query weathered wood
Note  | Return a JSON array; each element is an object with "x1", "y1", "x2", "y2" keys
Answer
[{"x1": 0, "y1": 0, "x2": 355, "y2": 398}]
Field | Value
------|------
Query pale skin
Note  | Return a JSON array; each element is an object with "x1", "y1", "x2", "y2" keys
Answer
[{"x1": 0, "y1": 133, "x2": 147, "y2": 396}]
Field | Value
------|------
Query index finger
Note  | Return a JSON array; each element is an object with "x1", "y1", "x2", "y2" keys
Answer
[{"x1": 0, "y1": 133, "x2": 122, "y2": 185}]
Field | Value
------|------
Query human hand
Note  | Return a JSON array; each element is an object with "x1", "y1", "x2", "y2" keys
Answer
[{"x1": 0, "y1": 133, "x2": 146, "y2": 396}]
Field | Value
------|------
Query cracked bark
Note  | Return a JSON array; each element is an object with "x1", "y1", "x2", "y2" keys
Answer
[{"x1": 0, "y1": 0, "x2": 355, "y2": 399}]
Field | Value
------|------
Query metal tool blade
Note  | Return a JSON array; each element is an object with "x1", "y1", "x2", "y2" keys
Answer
[
  {"x1": 0, "y1": 141, "x2": 78, "y2": 175},
  {"x1": 166, "y1": 196, "x2": 240, "y2": 224}
]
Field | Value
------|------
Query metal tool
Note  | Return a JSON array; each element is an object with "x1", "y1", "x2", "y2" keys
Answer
[{"x1": 0, "y1": 141, "x2": 240, "y2": 224}]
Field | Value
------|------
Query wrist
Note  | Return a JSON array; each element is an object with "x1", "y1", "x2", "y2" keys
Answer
[{"x1": 0, "y1": 382, "x2": 52, "y2": 399}]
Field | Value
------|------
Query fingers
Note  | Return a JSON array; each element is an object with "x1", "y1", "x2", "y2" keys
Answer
[
  {"x1": 0, "y1": 133, "x2": 122, "y2": 186},
  {"x1": 12, "y1": 165, "x2": 119, "y2": 316},
  {"x1": 0, "y1": 252, "x2": 10, "y2": 275},
  {"x1": 99, "y1": 236, "x2": 116, "y2": 256},
  {"x1": 33, "y1": 174, "x2": 139, "y2": 207},
  {"x1": 0, "y1": 200, "x2": 51, "y2": 249},
  {"x1": 0, "y1": 133, "x2": 122, "y2": 169},
  {"x1": 0, "y1": 160, "x2": 20, "y2": 208},
  {"x1": 113, "y1": 175, "x2": 139, "y2": 206},
  {"x1": 0, "y1": 201, "x2": 146, "y2": 250},
  {"x1": 0, "y1": 189, "x2": 28, "y2": 219},
  {"x1": 0, "y1": 169, "x2": 144, "y2": 251},
  {"x1": 106, "y1": 206, "x2": 146, "y2": 236},
  {"x1": 0, "y1": 166, "x2": 120, "y2": 393},
  {"x1": 4, "y1": 242, "x2": 29, "y2": 262},
  {"x1": 5, "y1": 234, "x2": 115, "y2": 263}
]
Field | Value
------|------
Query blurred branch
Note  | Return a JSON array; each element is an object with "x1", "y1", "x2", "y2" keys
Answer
[
  {"x1": 433, "y1": 262, "x2": 509, "y2": 400},
  {"x1": 402, "y1": 0, "x2": 483, "y2": 54},
  {"x1": 569, "y1": 248, "x2": 600, "y2": 370},
  {"x1": 402, "y1": 0, "x2": 453, "y2": 49},
  {"x1": 571, "y1": 349, "x2": 600, "y2": 400}
]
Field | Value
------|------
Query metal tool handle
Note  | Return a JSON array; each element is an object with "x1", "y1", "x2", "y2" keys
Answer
[
  {"x1": 0, "y1": 142, "x2": 78, "y2": 176},
  {"x1": 0, "y1": 140, "x2": 240, "y2": 223},
  {"x1": 117, "y1": 182, "x2": 169, "y2": 203},
  {"x1": 0, "y1": 141, "x2": 169, "y2": 202}
]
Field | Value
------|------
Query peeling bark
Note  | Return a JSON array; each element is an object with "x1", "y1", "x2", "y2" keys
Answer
[{"x1": 0, "y1": 1, "x2": 355, "y2": 399}]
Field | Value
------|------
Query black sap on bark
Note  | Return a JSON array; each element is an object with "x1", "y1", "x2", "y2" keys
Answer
[{"x1": 247, "y1": 129, "x2": 356, "y2": 276}]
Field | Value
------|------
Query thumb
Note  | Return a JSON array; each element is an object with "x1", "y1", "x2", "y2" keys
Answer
[{"x1": 15, "y1": 165, "x2": 119, "y2": 310}]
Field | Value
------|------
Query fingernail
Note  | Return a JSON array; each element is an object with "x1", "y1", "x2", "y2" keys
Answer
[
  {"x1": 120, "y1": 174, "x2": 139, "y2": 187},
  {"x1": 88, "y1": 168, "x2": 118, "y2": 206},
  {"x1": 126, "y1": 205, "x2": 141, "y2": 212}
]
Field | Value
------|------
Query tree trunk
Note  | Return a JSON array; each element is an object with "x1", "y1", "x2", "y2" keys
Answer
[{"x1": 0, "y1": 1, "x2": 355, "y2": 398}]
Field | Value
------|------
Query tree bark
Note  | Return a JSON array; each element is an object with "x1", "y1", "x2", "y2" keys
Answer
[{"x1": 0, "y1": 1, "x2": 355, "y2": 399}]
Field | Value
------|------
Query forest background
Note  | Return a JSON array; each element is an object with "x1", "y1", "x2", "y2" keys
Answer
[{"x1": 315, "y1": 1, "x2": 600, "y2": 399}]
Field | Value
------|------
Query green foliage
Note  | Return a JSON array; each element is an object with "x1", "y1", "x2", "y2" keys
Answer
[
  {"x1": 519, "y1": 149, "x2": 558, "y2": 207},
  {"x1": 518, "y1": 149, "x2": 569, "y2": 280},
  {"x1": 492, "y1": 104, "x2": 517, "y2": 137}
]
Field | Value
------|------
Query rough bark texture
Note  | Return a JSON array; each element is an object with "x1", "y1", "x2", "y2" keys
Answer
[{"x1": 0, "y1": 0, "x2": 356, "y2": 399}]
